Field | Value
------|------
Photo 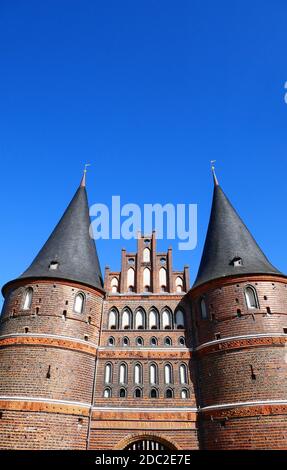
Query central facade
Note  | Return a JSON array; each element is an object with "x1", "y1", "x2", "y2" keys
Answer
[{"x1": 92, "y1": 232, "x2": 196, "y2": 450}]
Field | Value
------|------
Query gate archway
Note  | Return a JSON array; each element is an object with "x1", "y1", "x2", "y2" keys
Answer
[{"x1": 115, "y1": 433, "x2": 178, "y2": 451}]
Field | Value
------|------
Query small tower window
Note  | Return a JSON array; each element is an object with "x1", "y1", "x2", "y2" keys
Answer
[
  {"x1": 23, "y1": 288, "x2": 33, "y2": 310},
  {"x1": 200, "y1": 298, "x2": 208, "y2": 319},
  {"x1": 245, "y1": 286, "x2": 259, "y2": 309},
  {"x1": 49, "y1": 261, "x2": 59, "y2": 271},
  {"x1": 74, "y1": 293, "x2": 85, "y2": 314},
  {"x1": 119, "y1": 388, "x2": 127, "y2": 398},
  {"x1": 123, "y1": 337, "x2": 130, "y2": 346}
]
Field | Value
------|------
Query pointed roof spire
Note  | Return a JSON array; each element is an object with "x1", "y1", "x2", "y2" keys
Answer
[
  {"x1": 193, "y1": 176, "x2": 281, "y2": 288},
  {"x1": 5, "y1": 172, "x2": 104, "y2": 292},
  {"x1": 211, "y1": 160, "x2": 219, "y2": 186}
]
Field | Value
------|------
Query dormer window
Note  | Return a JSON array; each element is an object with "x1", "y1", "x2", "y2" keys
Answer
[
  {"x1": 49, "y1": 261, "x2": 59, "y2": 271},
  {"x1": 230, "y1": 257, "x2": 243, "y2": 267}
]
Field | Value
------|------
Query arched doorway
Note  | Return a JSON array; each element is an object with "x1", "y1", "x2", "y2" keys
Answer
[
  {"x1": 117, "y1": 434, "x2": 177, "y2": 451},
  {"x1": 124, "y1": 439, "x2": 168, "y2": 451}
]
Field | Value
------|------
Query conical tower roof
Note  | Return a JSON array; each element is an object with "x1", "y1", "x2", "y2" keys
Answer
[
  {"x1": 4, "y1": 173, "x2": 103, "y2": 293},
  {"x1": 193, "y1": 171, "x2": 281, "y2": 288}
]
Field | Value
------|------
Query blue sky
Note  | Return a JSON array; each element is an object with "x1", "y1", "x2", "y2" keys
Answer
[{"x1": 1, "y1": 1, "x2": 287, "y2": 299}]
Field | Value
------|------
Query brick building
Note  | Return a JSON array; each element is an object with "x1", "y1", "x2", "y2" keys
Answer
[{"x1": 0, "y1": 169, "x2": 286, "y2": 450}]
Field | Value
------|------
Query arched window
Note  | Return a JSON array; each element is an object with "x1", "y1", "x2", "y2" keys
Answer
[
  {"x1": 162, "y1": 309, "x2": 172, "y2": 329},
  {"x1": 164, "y1": 364, "x2": 173, "y2": 384},
  {"x1": 245, "y1": 286, "x2": 259, "y2": 309},
  {"x1": 165, "y1": 388, "x2": 173, "y2": 399},
  {"x1": 179, "y1": 364, "x2": 188, "y2": 384},
  {"x1": 108, "y1": 337, "x2": 115, "y2": 347},
  {"x1": 134, "y1": 364, "x2": 142, "y2": 384},
  {"x1": 175, "y1": 310, "x2": 185, "y2": 329},
  {"x1": 136, "y1": 337, "x2": 144, "y2": 347},
  {"x1": 150, "y1": 388, "x2": 158, "y2": 399},
  {"x1": 119, "y1": 388, "x2": 126, "y2": 398},
  {"x1": 108, "y1": 309, "x2": 118, "y2": 329},
  {"x1": 150, "y1": 364, "x2": 158, "y2": 384},
  {"x1": 104, "y1": 363, "x2": 112, "y2": 384},
  {"x1": 122, "y1": 309, "x2": 131, "y2": 329},
  {"x1": 119, "y1": 363, "x2": 127, "y2": 384},
  {"x1": 111, "y1": 277, "x2": 119, "y2": 293},
  {"x1": 181, "y1": 389, "x2": 189, "y2": 399},
  {"x1": 123, "y1": 337, "x2": 130, "y2": 347},
  {"x1": 134, "y1": 388, "x2": 142, "y2": 398},
  {"x1": 200, "y1": 298, "x2": 208, "y2": 319},
  {"x1": 159, "y1": 268, "x2": 167, "y2": 290},
  {"x1": 143, "y1": 268, "x2": 151, "y2": 292},
  {"x1": 135, "y1": 309, "x2": 145, "y2": 329},
  {"x1": 143, "y1": 247, "x2": 150, "y2": 262},
  {"x1": 127, "y1": 268, "x2": 135, "y2": 291},
  {"x1": 74, "y1": 293, "x2": 85, "y2": 314},
  {"x1": 103, "y1": 388, "x2": 111, "y2": 398},
  {"x1": 179, "y1": 336, "x2": 186, "y2": 346},
  {"x1": 149, "y1": 309, "x2": 159, "y2": 329},
  {"x1": 164, "y1": 337, "x2": 172, "y2": 347},
  {"x1": 176, "y1": 277, "x2": 184, "y2": 292},
  {"x1": 150, "y1": 337, "x2": 157, "y2": 347},
  {"x1": 23, "y1": 288, "x2": 33, "y2": 310}
]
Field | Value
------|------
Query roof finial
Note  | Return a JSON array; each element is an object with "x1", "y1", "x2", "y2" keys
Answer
[
  {"x1": 80, "y1": 163, "x2": 91, "y2": 187},
  {"x1": 211, "y1": 160, "x2": 219, "y2": 186}
]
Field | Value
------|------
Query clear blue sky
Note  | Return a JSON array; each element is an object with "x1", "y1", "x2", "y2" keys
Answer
[{"x1": 1, "y1": 1, "x2": 287, "y2": 300}]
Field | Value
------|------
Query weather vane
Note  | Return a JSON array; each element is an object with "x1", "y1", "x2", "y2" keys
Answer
[
  {"x1": 210, "y1": 160, "x2": 219, "y2": 186},
  {"x1": 84, "y1": 163, "x2": 91, "y2": 174}
]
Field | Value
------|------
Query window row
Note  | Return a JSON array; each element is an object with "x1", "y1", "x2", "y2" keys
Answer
[
  {"x1": 199, "y1": 285, "x2": 260, "y2": 320},
  {"x1": 111, "y1": 265, "x2": 184, "y2": 293},
  {"x1": 103, "y1": 387, "x2": 190, "y2": 399},
  {"x1": 108, "y1": 307, "x2": 185, "y2": 330},
  {"x1": 104, "y1": 362, "x2": 189, "y2": 386},
  {"x1": 107, "y1": 336, "x2": 186, "y2": 347},
  {"x1": 22, "y1": 288, "x2": 86, "y2": 314}
]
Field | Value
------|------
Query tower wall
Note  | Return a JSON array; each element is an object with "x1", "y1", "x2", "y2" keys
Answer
[
  {"x1": 0, "y1": 279, "x2": 104, "y2": 449},
  {"x1": 190, "y1": 275, "x2": 287, "y2": 450}
]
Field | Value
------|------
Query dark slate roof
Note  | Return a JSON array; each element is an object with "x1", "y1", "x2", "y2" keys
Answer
[
  {"x1": 5, "y1": 180, "x2": 103, "y2": 292},
  {"x1": 193, "y1": 183, "x2": 281, "y2": 288}
]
